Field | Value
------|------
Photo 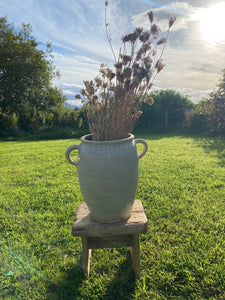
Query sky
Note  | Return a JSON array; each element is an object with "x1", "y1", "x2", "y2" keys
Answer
[{"x1": 1, "y1": 0, "x2": 225, "y2": 106}]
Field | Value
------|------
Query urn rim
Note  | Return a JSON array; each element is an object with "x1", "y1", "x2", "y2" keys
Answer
[{"x1": 81, "y1": 133, "x2": 134, "y2": 145}]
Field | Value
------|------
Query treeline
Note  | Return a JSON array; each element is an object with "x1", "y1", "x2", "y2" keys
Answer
[
  {"x1": 1, "y1": 102, "x2": 86, "y2": 138},
  {"x1": 137, "y1": 71, "x2": 225, "y2": 136},
  {"x1": 4, "y1": 84, "x2": 225, "y2": 139},
  {"x1": 137, "y1": 89, "x2": 194, "y2": 133},
  {"x1": 136, "y1": 73, "x2": 225, "y2": 136}
]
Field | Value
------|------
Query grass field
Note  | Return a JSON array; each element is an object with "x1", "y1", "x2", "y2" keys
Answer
[{"x1": 1, "y1": 134, "x2": 225, "y2": 299}]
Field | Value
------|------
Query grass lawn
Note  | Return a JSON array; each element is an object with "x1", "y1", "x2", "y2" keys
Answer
[{"x1": 1, "y1": 134, "x2": 225, "y2": 299}]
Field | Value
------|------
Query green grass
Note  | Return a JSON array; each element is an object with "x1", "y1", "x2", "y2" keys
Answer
[{"x1": 1, "y1": 134, "x2": 225, "y2": 299}]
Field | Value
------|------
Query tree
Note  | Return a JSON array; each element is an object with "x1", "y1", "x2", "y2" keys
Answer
[
  {"x1": 185, "y1": 70, "x2": 225, "y2": 135},
  {"x1": 0, "y1": 17, "x2": 65, "y2": 135},
  {"x1": 137, "y1": 89, "x2": 194, "y2": 132},
  {"x1": 206, "y1": 69, "x2": 225, "y2": 134}
]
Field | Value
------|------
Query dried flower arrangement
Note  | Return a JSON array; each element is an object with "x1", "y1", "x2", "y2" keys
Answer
[{"x1": 76, "y1": 1, "x2": 175, "y2": 141}]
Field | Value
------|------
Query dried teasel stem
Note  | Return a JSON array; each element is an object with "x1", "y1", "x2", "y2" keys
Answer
[
  {"x1": 105, "y1": 1, "x2": 116, "y2": 63},
  {"x1": 76, "y1": 4, "x2": 176, "y2": 141}
]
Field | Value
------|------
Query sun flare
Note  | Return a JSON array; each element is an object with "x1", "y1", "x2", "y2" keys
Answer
[{"x1": 196, "y1": 2, "x2": 225, "y2": 43}]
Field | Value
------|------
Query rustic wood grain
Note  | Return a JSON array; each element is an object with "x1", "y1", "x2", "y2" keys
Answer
[
  {"x1": 87, "y1": 235, "x2": 132, "y2": 249},
  {"x1": 72, "y1": 200, "x2": 148, "y2": 237}
]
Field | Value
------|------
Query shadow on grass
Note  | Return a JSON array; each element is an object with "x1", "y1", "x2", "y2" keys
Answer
[
  {"x1": 99, "y1": 257, "x2": 136, "y2": 300},
  {"x1": 46, "y1": 264, "x2": 85, "y2": 300},
  {"x1": 1, "y1": 127, "x2": 89, "y2": 142},
  {"x1": 46, "y1": 256, "x2": 136, "y2": 300},
  {"x1": 194, "y1": 135, "x2": 225, "y2": 166}
]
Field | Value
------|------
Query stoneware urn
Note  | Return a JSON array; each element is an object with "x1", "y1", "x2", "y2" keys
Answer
[{"x1": 65, "y1": 133, "x2": 147, "y2": 223}]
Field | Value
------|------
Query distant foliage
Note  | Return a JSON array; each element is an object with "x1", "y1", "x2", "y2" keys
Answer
[
  {"x1": 185, "y1": 70, "x2": 225, "y2": 135},
  {"x1": 206, "y1": 70, "x2": 225, "y2": 134},
  {"x1": 184, "y1": 101, "x2": 210, "y2": 133},
  {"x1": 136, "y1": 89, "x2": 194, "y2": 132},
  {"x1": 51, "y1": 105, "x2": 86, "y2": 129}
]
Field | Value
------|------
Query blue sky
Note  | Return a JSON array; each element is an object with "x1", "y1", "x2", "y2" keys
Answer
[{"x1": 1, "y1": 0, "x2": 225, "y2": 105}]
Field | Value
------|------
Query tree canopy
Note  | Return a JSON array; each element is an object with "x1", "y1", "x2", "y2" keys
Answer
[
  {"x1": 137, "y1": 89, "x2": 194, "y2": 132},
  {"x1": 207, "y1": 69, "x2": 225, "y2": 133},
  {"x1": 185, "y1": 70, "x2": 225, "y2": 135},
  {"x1": 0, "y1": 17, "x2": 65, "y2": 135}
]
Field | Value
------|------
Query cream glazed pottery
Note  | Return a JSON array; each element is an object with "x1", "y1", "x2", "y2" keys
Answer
[{"x1": 66, "y1": 133, "x2": 147, "y2": 223}]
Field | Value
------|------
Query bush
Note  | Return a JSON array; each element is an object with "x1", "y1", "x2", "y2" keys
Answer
[{"x1": 184, "y1": 108, "x2": 209, "y2": 134}]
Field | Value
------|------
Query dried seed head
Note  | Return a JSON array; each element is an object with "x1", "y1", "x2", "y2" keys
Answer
[
  {"x1": 133, "y1": 62, "x2": 139, "y2": 69},
  {"x1": 121, "y1": 33, "x2": 133, "y2": 43},
  {"x1": 131, "y1": 78, "x2": 139, "y2": 89},
  {"x1": 106, "y1": 67, "x2": 113, "y2": 73},
  {"x1": 148, "y1": 11, "x2": 154, "y2": 23},
  {"x1": 148, "y1": 82, "x2": 153, "y2": 90},
  {"x1": 105, "y1": 68, "x2": 115, "y2": 80},
  {"x1": 124, "y1": 79, "x2": 131, "y2": 90},
  {"x1": 117, "y1": 72, "x2": 125, "y2": 83},
  {"x1": 75, "y1": 94, "x2": 81, "y2": 99},
  {"x1": 132, "y1": 27, "x2": 143, "y2": 41},
  {"x1": 122, "y1": 28, "x2": 143, "y2": 43},
  {"x1": 123, "y1": 67, "x2": 132, "y2": 78},
  {"x1": 137, "y1": 41, "x2": 150, "y2": 60},
  {"x1": 114, "y1": 62, "x2": 123, "y2": 70},
  {"x1": 95, "y1": 77, "x2": 102, "y2": 87},
  {"x1": 84, "y1": 80, "x2": 95, "y2": 95},
  {"x1": 144, "y1": 57, "x2": 152, "y2": 69},
  {"x1": 122, "y1": 55, "x2": 132, "y2": 65},
  {"x1": 144, "y1": 96, "x2": 154, "y2": 105},
  {"x1": 132, "y1": 63, "x2": 139, "y2": 75},
  {"x1": 81, "y1": 89, "x2": 87, "y2": 97},
  {"x1": 155, "y1": 59, "x2": 165, "y2": 73},
  {"x1": 151, "y1": 24, "x2": 160, "y2": 35},
  {"x1": 169, "y1": 16, "x2": 176, "y2": 28},
  {"x1": 138, "y1": 67, "x2": 148, "y2": 81},
  {"x1": 139, "y1": 31, "x2": 150, "y2": 43},
  {"x1": 109, "y1": 72, "x2": 116, "y2": 80},
  {"x1": 144, "y1": 41, "x2": 151, "y2": 52},
  {"x1": 139, "y1": 85, "x2": 145, "y2": 93},
  {"x1": 136, "y1": 48, "x2": 143, "y2": 60},
  {"x1": 133, "y1": 110, "x2": 142, "y2": 119},
  {"x1": 105, "y1": 1, "x2": 108, "y2": 6},
  {"x1": 157, "y1": 37, "x2": 167, "y2": 45},
  {"x1": 135, "y1": 27, "x2": 143, "y2": 35}
]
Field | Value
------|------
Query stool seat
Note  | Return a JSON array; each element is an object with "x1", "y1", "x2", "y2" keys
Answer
[{"x1": 72, "y1": 200, "x2": 148, "y2": 277}]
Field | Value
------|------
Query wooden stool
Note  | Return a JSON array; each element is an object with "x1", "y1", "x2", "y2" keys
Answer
[{"x1": 72, "y1": 200, "x2": 148, "y2": 277}]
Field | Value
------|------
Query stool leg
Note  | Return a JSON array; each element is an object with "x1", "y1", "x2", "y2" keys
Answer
[
  {"x1": 131, "y1": 234, "x2": 140, "y2": 277},
  {"x1": 81, "y1": 237, "x2": 91, "y2": 277}
]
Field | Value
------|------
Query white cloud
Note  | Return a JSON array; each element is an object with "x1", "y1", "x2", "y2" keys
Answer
[
  {"x1": 65, "y1": 99, "x2": 82, "y2": 107},
  {"x1": 1, "y1": 0, "x2": 225, "y2": 102},
  {"x1": 130, "y1": 1, "x2": 225, "y2": 101},
  {"x1": 132, "y1": 1, "x2": 198, "y2": 32},
  {"x1": 53, "y1": 53, "x2": 101, "y2": 87}
]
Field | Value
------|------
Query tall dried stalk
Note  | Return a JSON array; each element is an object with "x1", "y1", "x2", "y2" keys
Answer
[{"x1": 76, "y1": 2, "x2": 175, "y2": 141}]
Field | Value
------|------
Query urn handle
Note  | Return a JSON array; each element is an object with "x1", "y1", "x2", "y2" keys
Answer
[
  {"x1": 134, "y1": 139, "x2": 148, "y2": 159},
  {"x1": 65, "y1": 145, "x2": 80, "y2": 166}
]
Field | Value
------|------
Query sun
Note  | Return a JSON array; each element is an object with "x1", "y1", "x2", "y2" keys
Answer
[{"x1": 196, "y1": 2, "x2": 225, "y2": 43}]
